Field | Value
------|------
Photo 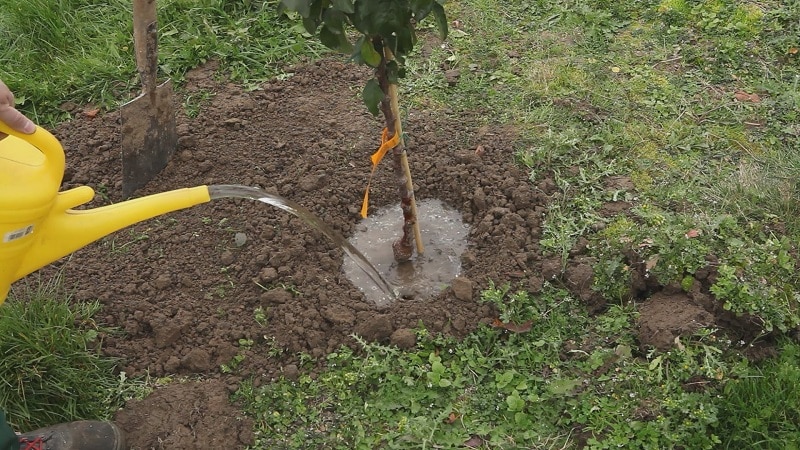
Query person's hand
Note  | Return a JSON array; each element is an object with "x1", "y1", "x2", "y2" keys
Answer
[{"x1": 0, "y1": 79, "x2": 36, "y2": 138}]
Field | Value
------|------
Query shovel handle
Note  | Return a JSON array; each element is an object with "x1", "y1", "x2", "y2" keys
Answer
[{"x1": 132, "y1": 0, "x2": 158, "y2": 95}]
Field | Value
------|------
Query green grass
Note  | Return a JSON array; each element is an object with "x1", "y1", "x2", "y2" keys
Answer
[
  {"x1": 3, "y1": 0, "x2": 800, "y2": 447},
  {"x1": 716, "y1": 340, "x2": 800, "y2": 449},
  {"x1": 0, "y1": 275, "x2": 146, "y2": 431}
]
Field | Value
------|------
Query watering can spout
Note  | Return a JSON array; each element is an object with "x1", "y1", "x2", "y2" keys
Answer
[
  {"x1": 0, "y1": 122, "x2": 211, "y2": 303},
  {"x1": 12, "y1": 184, "x2": 211, "y2": 283}
]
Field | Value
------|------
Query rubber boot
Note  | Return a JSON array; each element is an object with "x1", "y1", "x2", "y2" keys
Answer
[{"x1": 17, "y1": 421, "x2": 125, "y2": 450}]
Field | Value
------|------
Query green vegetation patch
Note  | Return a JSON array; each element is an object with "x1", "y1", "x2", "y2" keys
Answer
[
  {"x1": 0, "y1": 278, "x2": 141, "y2": 431},
  {"x1": 236, "y1": 284, "x2": 766, "y2": 448}
]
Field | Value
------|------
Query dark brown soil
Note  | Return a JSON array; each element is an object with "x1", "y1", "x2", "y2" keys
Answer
[{"x1": 20, "y1": 57, "x2": 763, "y2": 449}]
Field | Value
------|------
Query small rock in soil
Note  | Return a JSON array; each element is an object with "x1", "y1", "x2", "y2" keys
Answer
[
  {"x1": 445, "y1": 69, "x2": 461, "y2": 86},
  {"x1": 569, "y1": 237, "x2": 590, "y2": 256},
  {"x1": 215, "y1": 342, "x2": 239, "y2": 366},
  {"x1": 473, "y1": 187, "x2": 487, "y2": 211},
  {"x1": 234, "y1": 232, "x2": 247, "y2": 247},
  {"x1": 220, "y1": 250, "x2": 235, "y2": 265},
  {"x1": 224, "y1": 118, "x2": 243, "y2": 130},
  {"x1": 164, "y1": 356, "x2": 181, "y2": 373},
  {"x1": 283, "y1": 364, "x2": 300, "y2": 381},
  {"x1": 564, "y1": 257, "x2": 596, "y2": 301},
  {"x1": 298, "y1": 174, "x2": 328, "y2": 191},
  {"x1": 259, "y1": 267, "x2": 278, "y2": 283},
  {"x1": 540, "y1": 257, "x2": 563, "y2": 281},
  {"x1": 451, "y1": 316, "x2": 467, "y2": 332},
  {"x1": 537, "y1": 178, "x2": 558, "y2": 195},
  {"x1": 461, "y1": 251, "x2": 477, "y2": 266},
  {"x1": 354, "y1": 314, "x2": 393, "y2": 342},
  {"x1": 177, "y1": 135, "x2": 197, "y2": 149},
  {"x1": 451, "y1": 277, "x2": 474, "y2": 302},
  {"x1": 154, "y1": 274, "x2": 172, "y2": 290}
]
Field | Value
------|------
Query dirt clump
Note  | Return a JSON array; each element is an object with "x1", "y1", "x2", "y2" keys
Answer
[
  {"x1": 114, "y1": 381, "x2": 254, "y2": 450},
  {"x1": 636, "y1": 291, "x2": 715, "y2": 351}
]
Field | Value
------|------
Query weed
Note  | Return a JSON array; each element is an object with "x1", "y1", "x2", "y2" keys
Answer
[
  {"x1": 221, "y1": 338, "x2": 254, "y2": 374},
  {"x1": 261, "y1": 336, "x2": 285, "y2": 359},
  {"x1": 254, "y1": 306, "x2": 267, "y2": 327},
  {"x1": 107, "y1": 227, "x2": 149, "y2": 255},
  {"x1": 182, "y1": 89, "x2": 216, "y2": 118}
]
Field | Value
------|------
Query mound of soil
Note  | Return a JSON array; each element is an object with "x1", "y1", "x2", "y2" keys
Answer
[{"x1": 18, "y1": 57, "x2": 763, "y2": 449}]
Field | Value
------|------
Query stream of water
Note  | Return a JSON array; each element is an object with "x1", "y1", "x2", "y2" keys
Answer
[{"x1": 207, "y1": 185, "x2": 397, "y2": 307}]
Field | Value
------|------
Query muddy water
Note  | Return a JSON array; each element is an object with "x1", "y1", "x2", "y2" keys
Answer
[
  {"x1": 207, "y1": 185, "x2": 397, "y2": 307},
  {"x1": 343, "y1": 198, "x2": 468, "y2": 305}
]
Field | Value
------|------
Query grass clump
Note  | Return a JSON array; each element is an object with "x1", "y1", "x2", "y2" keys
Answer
[
  {"x1": 717, "y1": 340, "x2": 800, "y2": 447},
  {"x1": 0, "y1": 278, "x2": 141, "y2": 431}
]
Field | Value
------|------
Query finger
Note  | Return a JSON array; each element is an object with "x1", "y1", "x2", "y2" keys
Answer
[{"x1": 0, "y1": 105, "x2": 36, "y2": 134}]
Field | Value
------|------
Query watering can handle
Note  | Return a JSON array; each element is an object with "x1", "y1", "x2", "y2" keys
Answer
[{"x1": 0, "y1": 122, "x2": 66, "y2": 183}]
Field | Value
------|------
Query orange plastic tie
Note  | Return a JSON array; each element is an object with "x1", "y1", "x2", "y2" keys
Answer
[{"x1": 360, "y1": 128, "x2": 400, "y2": 218}]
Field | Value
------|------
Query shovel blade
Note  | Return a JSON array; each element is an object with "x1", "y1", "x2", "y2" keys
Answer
[{"x1": 121, "y1": 79, "x2": 177, "y2": 198}]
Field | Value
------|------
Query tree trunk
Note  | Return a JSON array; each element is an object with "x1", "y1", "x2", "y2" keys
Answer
[{"x1": 374, "y1": 38, "x2": 424, "y2": 262}]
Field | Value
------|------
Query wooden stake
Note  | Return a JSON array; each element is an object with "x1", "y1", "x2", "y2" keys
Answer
[{"x1": 386, "y1": 82, "x2": 425, "y2": 257}]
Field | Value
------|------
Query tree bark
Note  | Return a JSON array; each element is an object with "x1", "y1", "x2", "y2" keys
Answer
[{"x1": 374, "y1": 38, "x2": 424, "y2": 262}]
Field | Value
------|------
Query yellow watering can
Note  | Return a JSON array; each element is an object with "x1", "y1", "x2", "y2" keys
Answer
[{"x1": 0, "y1": 122, "x2": 211, "y2": 304}]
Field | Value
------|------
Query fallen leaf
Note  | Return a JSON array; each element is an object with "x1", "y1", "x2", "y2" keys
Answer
[
  {"x1": 734, "y1": 91, "x2": 761, "y2": 103},
  {"x1": 685, "y1": 229, "x2": 701, "y2": 238},
  {"x1": 645, "y1": 255, "x2": 659, "y2": 271},
  {"x1": 789, "y1": 47, "x2": 798, "y2": 55},
  {"x1": 491, "y1": 318, "x2": 533, "y2": 333},
  {"x1": 464, "y1": 436, "x2": 484, "y2": 448},
  {"x1": 443, "y1": 412, "x2": 460, "y2": 424},
  {"x1": 84, "y1": 108, "x2": 100, "y2": 118},
  {"x1": 474, "y1": 144, "x2": 485, "y2": 156}
]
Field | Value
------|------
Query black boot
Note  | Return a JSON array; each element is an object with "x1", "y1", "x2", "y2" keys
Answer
[{"x1": 17, "y1": 421, "x2": 125, "y2": 450}]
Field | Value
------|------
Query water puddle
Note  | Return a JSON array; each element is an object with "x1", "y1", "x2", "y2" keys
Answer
[{"x1": 343, "y1": 199, "x2": 469, "y2": 306}]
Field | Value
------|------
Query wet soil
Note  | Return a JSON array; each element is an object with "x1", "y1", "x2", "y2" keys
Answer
[{"x1": 22, "y1": 57, "x2": 765, "y2": 449}]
